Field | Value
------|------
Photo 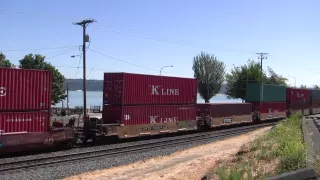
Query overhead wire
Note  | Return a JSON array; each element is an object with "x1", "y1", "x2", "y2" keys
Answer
[
  {"x1": 75, "y1": 54, "x2": 82, "y2": 79},
  {"x1": 46, "y1": 48, "x2": 79, "y2": 59},
  {"x1": 0, "y1": 45, "x2": 80, "y2": 52},
  {"x1": 88, "y1": 48, "x2": 157, "y2": 71},
  {"x1": 95, "y1": 22, "x2": 256, "y2": 54},
  {"x1": 87, "y1": 48, "x2": 187, "y2": 76},
  {"x1": 0, "y1": 8, "x2": 34, "y2": 15}
]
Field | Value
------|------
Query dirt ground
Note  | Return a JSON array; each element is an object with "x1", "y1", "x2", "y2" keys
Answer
[{"x1": 62, "y1": 127, "x2": 271, "y2": 180}]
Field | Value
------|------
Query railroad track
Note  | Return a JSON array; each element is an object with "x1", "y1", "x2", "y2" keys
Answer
[
  {"x1": 0, "y1": 121, "x2": 277, "y2": 174},
  {"x1": 305, "y1": 115, "x2": 320, "y2": 132}
]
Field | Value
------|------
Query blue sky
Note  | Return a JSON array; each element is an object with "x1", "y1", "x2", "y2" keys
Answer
[{"x1": 1, "y1": 0, "x2": 319, "y2": 87}]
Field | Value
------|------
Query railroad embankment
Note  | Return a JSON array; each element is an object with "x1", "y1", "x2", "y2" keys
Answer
[{"x1": 204, "y1": 114, "x2": 319, "y2": 180}]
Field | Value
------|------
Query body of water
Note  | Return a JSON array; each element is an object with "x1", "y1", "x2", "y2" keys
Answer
[{"x1": 53, "y1": 91, "x2": 242, "y2": 108}]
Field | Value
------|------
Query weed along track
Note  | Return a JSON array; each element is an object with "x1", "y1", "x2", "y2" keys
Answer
[
  {"x1": 0, "y1": 122, "x2": 276, "y2": 174},
  {"x1": 204, "y1": 114, "x2": 314, "y2": 180}
]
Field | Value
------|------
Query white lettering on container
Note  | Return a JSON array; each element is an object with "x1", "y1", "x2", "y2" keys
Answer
[
  {"x1": 0, "y1": 87, "x2": 6, "y2": 97},
  {"x1": 150, "y1": 116, "x2": 158, "y2": 124},
  {"x1": 149, "y1": 116, "x2": 177, "y2": 124},
  {"x1": 35, "y1": 116, "x2": 46, "y2": 121},
  {"x1": 124, "y1": 115, "x2": 130, "y2": 121},
  {"x1": 296, "y1": 92, "x2": 305, "y2": 98},
  {"x1": 151, "y1": 86, "x2": 159, "y2": 95},
  {"x1": 151, "y1": 85, "x2": 179, "y2": 96},
  {"x1": 7, "y1": 118, "x2": 32, "y2": 122}
]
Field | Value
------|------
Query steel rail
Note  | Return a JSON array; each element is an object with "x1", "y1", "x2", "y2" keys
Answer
[{"x1": 0, "y1": 122, "x2": 276, "y2": 173}]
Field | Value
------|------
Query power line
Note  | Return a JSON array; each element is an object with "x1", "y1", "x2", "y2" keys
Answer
[
  {"x1": 0, "y1": 8, "x2": 256, "y2": 55},
  {"x1": 88, "y1": 48, "x2": 186, "y2": 76},
  {"x1": 87, "y1": 68, "x2": 95, "y2": 78},
  {"x1": 0, "y1": 8, "x2": 34, "y2": 15},
  {"x1": 95, "y1": 23, "x2": 255, "y2": 54},
  {"x1": 75, "y1": 55, "x2": 82, "y2": 79},
  {"x1": 0, "y1": 45, "x2": 79, "y2": 52},
  {"x1": 88, "y1": 48, "x2": 157, "y2": 71},
  {"x1": 46, "y1": 48, "x2": 79, "y2": 59}
]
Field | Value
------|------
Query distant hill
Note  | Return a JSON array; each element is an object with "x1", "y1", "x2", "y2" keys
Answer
[{"x1": 64, "y1": 79, "x2": 227, "y2": 94}]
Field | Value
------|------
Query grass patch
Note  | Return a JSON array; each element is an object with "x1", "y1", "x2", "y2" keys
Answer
[
  {"x1": 209, "y1": 114, "x2": 307, "y2": 180},
  {"x1": 315, "y1": 156, "x2": 320, "y2": 176}
]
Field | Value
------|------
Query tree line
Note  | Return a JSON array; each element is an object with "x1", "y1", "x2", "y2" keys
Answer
[
  {"x1": 192, "y1": 51, "x2": 318, "y2": 103},
  {"x1": 0, "y1": 51, "x2": 318, "y2": 105}
]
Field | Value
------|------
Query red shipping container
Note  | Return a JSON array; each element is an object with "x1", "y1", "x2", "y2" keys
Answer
[
  {"x1": 0, "y1": 68, "x2": 52, "y2": 111},
  {"x1": 197, "y1": 103, "x2": 252, "y2": 117},
  {"x1": 103, "y1": 105, "x2": 196, "y2": 125},
  {"x1": 0, "y1": 111, "x2": 50, "y2": 133},
  {"x1": 288, "y1": 101, "x2": 310, "y2": 110},
  {"x1": 251, "y1": 102, "x2": 286, "y2": 113},
  {"x1": 103, "y1": 72, "x2": 197, "y2": 105},
  {"x1": 286, "y1": 88, "x2": 311, "y2": 103}
]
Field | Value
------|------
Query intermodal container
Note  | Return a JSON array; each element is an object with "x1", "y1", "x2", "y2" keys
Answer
[
  {"x1": 0, "y1": 68, "x2": 52, "y2": 111},
  {"x1": 286, "y1": 88, "x2": 311, "y2": 103},
  {"x1": 311, "y1": 101, "x2": 320, "y2": 114},
  {"x1": 312, "y1": 101, "x2": 320, "y2": 108},
  {"x1": 197, "y1": 103, "x2": 252, "y2": 117},
  {"x1": 245, "y1": 83, "x2": 286, "y2": 102},
  {"x1": 250, "y1": 102, "x2": 286, "y2": 113},
  {"x1": 0, "y1": 111, "x2": 50, "y2": 133},
  {"x1": 288, "y1": 101, "x2": 310, "y2": 110},
  {"x1": 311, "y1": 89, "x2": 320, "y2": 102},
  {"x1": 103, "y1": 72, "x2": 197, "y2": 105},
  {"x1": 103, "y1": 105, "x2": 196, "y2": 125}
]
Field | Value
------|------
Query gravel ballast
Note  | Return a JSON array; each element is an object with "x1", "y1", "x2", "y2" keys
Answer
[{"x1": 0, "y1": 131, "x2": 252, "y2": 180}]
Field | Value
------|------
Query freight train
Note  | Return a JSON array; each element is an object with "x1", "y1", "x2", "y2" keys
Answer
[{"x1": 0, "y1": 68, "x2": 319, "y2": 155}]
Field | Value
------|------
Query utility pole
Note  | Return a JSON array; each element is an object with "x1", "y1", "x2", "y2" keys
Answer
[
  {"x1": 67, "y1": 83, "x2": 69, "y2": 116},
  {"x1": 73, "y1": 19, "x2": 96, "y2": 120},
  {"x1": 256, "y1": 53, "x2": 268, "y2": 113}
]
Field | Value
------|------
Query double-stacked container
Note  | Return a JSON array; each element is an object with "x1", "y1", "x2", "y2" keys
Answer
[
  {"x1": 245, "y1": 83, "x2": 287, "y2": 120},
  {"x1": 102, "y1": 73, "x2": 198, "y2": 126},
  {"x1": 310, "y1": 89, "x2": 320, "y2": 114},
  {"x1": 0, "y1": 68, "x2": 52, "y2": 133},
  {"x1": 286, "y1": 88, "x2": 311, "y2": 115}
]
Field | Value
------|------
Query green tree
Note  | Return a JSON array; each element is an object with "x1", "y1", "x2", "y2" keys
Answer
[
  {"x1": 192, "y1": 51, "x2": 225, "y2": 103},
  {"x1": 300, "y1": 85, "x2": 307, "y2": 88},
  {"x1": 19, "y1": 54, "x2": 66, "y2": 105},
  {"x1": 225, "y1": 60, "x2": 264, "y2": 100},
  {"x1": 225, "y1": 60, "x2": 287, "y2": 100},
  {"x1": 265, "y1": 67, "x2": 287, "y2": 86},
  {"x1": 0, "y1": 53, "x2": 14, "y2": 68},
  {"x1": 313, "y1": 85, "x2": 319, "y2": 90}
]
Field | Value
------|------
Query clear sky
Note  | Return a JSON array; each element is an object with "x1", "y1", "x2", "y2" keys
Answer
[{"x1": 1, "y1": 0, "x2": 319, "y2": 87}]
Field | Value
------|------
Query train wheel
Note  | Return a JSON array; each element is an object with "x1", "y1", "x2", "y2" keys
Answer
[{"x1": 61, "y1": 141, "x2": 73, "y2": 149}]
